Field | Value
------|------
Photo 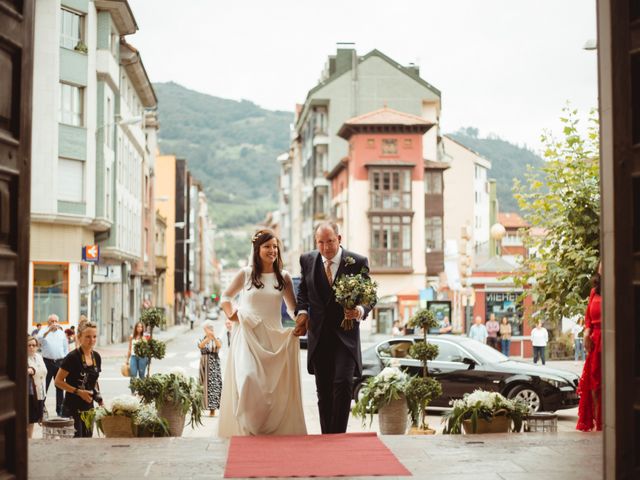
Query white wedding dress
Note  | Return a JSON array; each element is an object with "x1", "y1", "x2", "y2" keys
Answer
[{"x1": 218, "y1": 268, "x2": 307, "y2": 436}]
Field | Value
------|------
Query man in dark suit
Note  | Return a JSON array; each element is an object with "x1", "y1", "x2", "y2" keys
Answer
[{"x1": 294, "y1": 221, "x2": 374, "y2": 434}]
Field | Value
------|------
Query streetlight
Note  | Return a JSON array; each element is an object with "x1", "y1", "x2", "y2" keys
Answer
[{"x1": 490, "y1": 223, "x2": 506, "y2": 256}]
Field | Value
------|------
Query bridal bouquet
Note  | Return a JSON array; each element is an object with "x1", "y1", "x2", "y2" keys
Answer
[{"x1": 332, "y1": 270, "x2": 377, "y2": 330}]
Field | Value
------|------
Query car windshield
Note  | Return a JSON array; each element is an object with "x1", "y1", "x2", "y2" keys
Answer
[{"x1": 460, "y1": 338, "x2": 509, "y2": 364}]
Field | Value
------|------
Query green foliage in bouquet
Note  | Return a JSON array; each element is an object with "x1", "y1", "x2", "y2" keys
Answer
[
  {"x1": 352, "y1": 367, "x2": 409, "y2": 427},
  {"x1": 130, "y1": 371, "x2": 204, "y2": 428},
  {"x1": 332, "y1": 270, "x2": 377, "y2": 330},
  {"x1": 133, "y1": 338, "x2": 166, "y2": 360},
  {"x1": 442, "y1": 390, "x2": 530, "y2": 434},
  {"x1": 133, "y1": 404, "x2": 170, "y2": 437}
]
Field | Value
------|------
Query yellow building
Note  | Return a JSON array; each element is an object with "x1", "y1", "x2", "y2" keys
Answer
[{"x1": 155, "y1": 154, "x2": 177, "y2": 326}]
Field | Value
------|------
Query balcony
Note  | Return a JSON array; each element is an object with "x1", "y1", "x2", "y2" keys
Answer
[
  {"x1": 96, "y1": 49, "x2": 119, "y2": 90},
  {"x1": 313, "y1": 134, "x2": 329, "y2": 146}
]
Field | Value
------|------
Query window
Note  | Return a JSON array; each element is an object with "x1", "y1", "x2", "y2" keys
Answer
[
  {"x1": 382, "y1": 139, "x2": 398, "y2": 155},
  {"x1": 33, "y1": 263, "x2": 69, "y2": 323},
  {"x1": 105, "y1": 96, "x2": 113, "y2": 146},
  {"x1": 60, "y1": 9, "x2": 83, "y2": 50},
  {"x1": 424, "y1": 171, "x2": 442, "y2": 194},
  {"x1": 57, "y1": 158, "x2": 84, "y2": 202},
  {"x1": 432, "y1": 340, "x2": 465, "y2": 363},
  {"x1": 59, "y1": 83, "x2": 83, "y2": 126},
  {"x1": 370, "y1": 169, "x2": 411, "y2": 210},
  {"x1": 105, "y1": 166, "x2": 112, "y2": 219},
  {"x1": 370, "y1": 215, "x2": 412, "y2": 268},
  {"x1": 425, "y1": 216, "x2": 443, "y2": 251}
]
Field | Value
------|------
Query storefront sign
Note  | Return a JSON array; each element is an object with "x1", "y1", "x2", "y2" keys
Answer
[{"x1": 82, "y1": 245, "x2": 100, "y2": 262}]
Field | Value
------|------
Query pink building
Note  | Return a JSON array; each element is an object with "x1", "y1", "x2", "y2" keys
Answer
[{"x1": 327, "y1": 107, "x2": 448, "y2": 333}]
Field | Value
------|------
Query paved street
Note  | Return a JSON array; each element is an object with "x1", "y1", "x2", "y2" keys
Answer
[{"x1": 36, "y1": 317, "x2": 582, "y2": 438}]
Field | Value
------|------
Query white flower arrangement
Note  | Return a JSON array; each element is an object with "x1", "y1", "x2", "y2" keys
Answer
[
  {"x1": 443, "y1": 389, "x2": 530, "y2": 434},
  {"x1": 110, "y1": 394, "x2": 141, "y2": 415},
  {"x1": 352, "y1": 367, "x2": 410, "y2": 426}
]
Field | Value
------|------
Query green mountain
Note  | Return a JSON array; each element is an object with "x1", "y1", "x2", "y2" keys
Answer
[
  {"x1": 447, "y1": 128, "x2": 545, "y2": 213},
  {"x1": 154, "y1": 82, "x2": 292, "y2": 228}
]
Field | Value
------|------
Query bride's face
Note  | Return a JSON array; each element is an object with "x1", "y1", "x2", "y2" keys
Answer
[{"x1": 259, "y1": 238, "x2": 279, "y2": 266}]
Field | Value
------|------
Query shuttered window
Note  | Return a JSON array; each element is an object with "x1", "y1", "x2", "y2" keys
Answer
[{"x1": 57, "y1": 158, "x2": 84, "y2": 202}]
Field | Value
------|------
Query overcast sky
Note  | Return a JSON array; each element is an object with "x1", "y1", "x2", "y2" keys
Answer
[{"x1": 127, "y1": 0, "x2": 598, "y2": 152}]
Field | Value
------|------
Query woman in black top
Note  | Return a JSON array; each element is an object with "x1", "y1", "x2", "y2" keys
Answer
[{"x1": 55, "y1": 321, "x2": 103, "y2": 437}]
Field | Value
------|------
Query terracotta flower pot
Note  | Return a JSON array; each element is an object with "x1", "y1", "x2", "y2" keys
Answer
[
  {"x1": 378, "y1": 396, "x2": 408, "y2": 435},
  {"x1": 462, "y1": 415, "x2": 511, "y2": 434}
]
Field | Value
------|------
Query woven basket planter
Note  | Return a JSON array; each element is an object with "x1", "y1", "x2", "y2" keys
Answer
[
  {"x1": 100, "y1": 415, "x2": 134, "y2": 438},
  {"x1": 462, "y1": 415, "x2": 511, "y2": 434},
  {"x1": 158, "y1": 403, "x2": 186, "y2": 437},
  {"x1": 378, "y1": 396, "x2": 408, "y2": 435}
]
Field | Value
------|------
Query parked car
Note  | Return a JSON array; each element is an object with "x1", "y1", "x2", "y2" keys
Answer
[{"x1": 354, "y1": 335, "x2": 580, "y2": 413}]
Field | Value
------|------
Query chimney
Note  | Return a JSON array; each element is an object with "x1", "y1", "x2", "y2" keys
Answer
[{"x1": 335, "y1": 42, "x2": 356, "y2": 76}]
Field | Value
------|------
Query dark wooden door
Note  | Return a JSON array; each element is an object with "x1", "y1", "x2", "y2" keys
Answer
[
  {"x1": 0, "y1": 0, "x2": 34, "y2": 478},
  {"x1": 598, "y1": 0, "x2": 640, "y2": 478}
]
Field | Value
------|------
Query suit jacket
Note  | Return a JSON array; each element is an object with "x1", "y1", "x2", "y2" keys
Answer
[{"x1": 295, "y1": 248, "x2": 375, "y2": 376}]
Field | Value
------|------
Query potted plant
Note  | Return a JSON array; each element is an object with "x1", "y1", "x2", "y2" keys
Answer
[
  {"x1": 133, "y1": 404, "x2": 169, "y2": 437},
  {"x1": 74, "y1": 41, "x2": 88, "y2": 53},
  {"x1": 442, "y1": 389, "x2": 530, "y2": 434},
  {"x1": 405, "y1": 309, "x2": 443, "y2": 433},
  {"x1": 352, "y1": 367, "x2": 410, "y2": 434},
  {"x1": 81, "y1": 394, "x2": 141, "y2": 438},
  {"x1": 130, "y1": 368, "x2": 203, "y2": 436},
  {"x1": 137, "y1": 307, "x2": 167, "y2": 376}
]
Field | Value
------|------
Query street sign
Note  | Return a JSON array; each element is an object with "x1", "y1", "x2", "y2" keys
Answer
[{"x1": 82, "y1": 245, "x2": 100, "y2": 262}]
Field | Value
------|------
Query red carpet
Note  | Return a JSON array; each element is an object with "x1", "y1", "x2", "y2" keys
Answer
[{"x1": 223, "y1": 432, "x2": 412, "y2": 478}]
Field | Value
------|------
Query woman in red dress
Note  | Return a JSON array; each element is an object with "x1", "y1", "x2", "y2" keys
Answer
[{"x1": 576, "y1": 263, "x2": 602, "y2": 431}]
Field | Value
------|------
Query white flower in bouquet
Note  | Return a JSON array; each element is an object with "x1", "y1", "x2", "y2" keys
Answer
[
  {"x1": 133, "y1": 404, "x2": 159, "y2": 425},
  {"x1": 110, "y1": 394, "x2": 141, "y2": 415}
]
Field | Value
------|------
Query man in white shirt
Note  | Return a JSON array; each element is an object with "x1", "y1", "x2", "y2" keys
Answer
[
  {"x1": 531, "y1": 321, "x2": 549, "y2": 365},
  {"x1": 468, "y1": 316, "x2": 488, "y2": 344},
  {"x1": 38, "y1": 314, "x2": 69, "y2": 415}
]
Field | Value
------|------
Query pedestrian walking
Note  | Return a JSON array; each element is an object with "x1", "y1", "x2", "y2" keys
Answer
[
  {"x1": 485, "y1": 313, "x2": 500, "y2": 349},
  {"x1": 468, "y1": 316, "x2": 488, "y2": 344},
  {"x1": 127, "y1": 322, "x2": 148, "y2": 379},
  {"x1": 198, "y1": 320, "x2": 222, "y2": 416},
  {"x1": 27, "y1": 336, "x2": 47, "y2": 438},
  {"x1": 31, "y1": 323, "x2": 42, "y2": 337},
  {"x1": 499, "y1": 317, "x2": 512, "y2": 356},
  {"x1": 38, "y1": 314, "x2": 69, "y2": 416},
  {"x1": 531, "y1": 321, "x2": 549, "y2": 365},
  {"x1": 65, "y1": 325, "x2": 76, "y2": 349},
  {"x1": 571, "y1": 318, "x2": 586, "y2": 362},
  {"x1": 55, "y1": 321, "x2": 103, "y2": 437}
]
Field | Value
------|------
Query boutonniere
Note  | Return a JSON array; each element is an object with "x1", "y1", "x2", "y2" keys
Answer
[{"x1": 344, "y1": 256, "x2": 356, "y2": 267}]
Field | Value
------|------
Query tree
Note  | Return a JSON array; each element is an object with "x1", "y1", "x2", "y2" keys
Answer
[{"x1": 512, "y1": 106, "x2": 600, "y2": 330}]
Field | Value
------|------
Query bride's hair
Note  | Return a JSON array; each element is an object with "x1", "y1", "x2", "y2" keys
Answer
[{"x1": 250, "y1": 229, "x2": 285, "y2": 291}]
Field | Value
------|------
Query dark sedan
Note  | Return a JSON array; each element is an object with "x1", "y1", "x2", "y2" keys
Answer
[{"x1": 355, "y1": 335, "x2": 580, "y2": 412}]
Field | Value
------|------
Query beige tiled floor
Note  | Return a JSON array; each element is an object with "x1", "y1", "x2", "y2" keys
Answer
[{"x1": 29, "y1": 431, "x2": 602, "y2": 479}]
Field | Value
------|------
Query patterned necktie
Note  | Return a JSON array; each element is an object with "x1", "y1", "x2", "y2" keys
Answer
[{"x1": 324, "y1": 259, "x2": 333, "y2": 285}]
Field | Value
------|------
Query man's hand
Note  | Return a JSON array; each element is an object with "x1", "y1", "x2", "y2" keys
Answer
[
  {"x1": 344, "y1": 307, "x2": 360, "y2": 320},
  {"x1": 293, "y1": 313, "x2": 308, "y2": 337}
]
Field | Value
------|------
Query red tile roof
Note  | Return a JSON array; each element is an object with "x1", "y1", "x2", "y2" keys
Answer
[
  {"x1": 498, "y1": 212, "x2": 529, "y2": 229},
  {"x1": 343, "y1": 107, "x2": 432, "y2": 127}
]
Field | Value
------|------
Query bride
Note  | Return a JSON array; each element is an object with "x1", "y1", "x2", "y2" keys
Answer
[{"x1": 217, "y1": 229, "x2": 307, "y2": 436}]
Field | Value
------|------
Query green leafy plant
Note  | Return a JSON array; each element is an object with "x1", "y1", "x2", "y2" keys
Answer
[
  {"x1": 512, "y1": 106, "x2": 600, "y2": 331},
  {"x1": 74, "y1": 41, "x2": 88, "y2": 53},
  {"x1": 80, "y1": 394, "x2": 141, "y2": 435},
  {"x1": 140, "y1": 307, "x2": 166, "y2": 333},
  {"x1": 130, "y1": 370, "x2": 204, "y2": 428},
  {"x1": 442, "y1": 390, "x2": 530, "y2": 434},
  {"x1": 403, "y1": 308, "x2": 442, "y2": 430},
  {"x1": 352, "y1": 367, "x2": 409, "y2": 427},
  {"x1": 133, "y1": 404, "x2": 170, "y2": 437},
  {"x1": 133, "y1": 338, "x2": 166, "y2": 360}
]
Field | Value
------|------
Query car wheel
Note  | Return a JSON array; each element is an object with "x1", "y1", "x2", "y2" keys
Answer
[{"x1": 508, "y1": 385, "x2": 543, "y2": 412}]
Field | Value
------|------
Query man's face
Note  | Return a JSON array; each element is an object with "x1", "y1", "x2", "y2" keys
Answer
[
  {"x1": 47, "y1": 317, "x2": 58, "y2": 327},
  {"x1": 315, "y1": 227, "x2": 341, "y2": 260}
]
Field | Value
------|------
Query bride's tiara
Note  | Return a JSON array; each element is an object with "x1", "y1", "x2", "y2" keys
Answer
[{"x1": 252, "y1": 230, "x2": 269, "y2": 243}]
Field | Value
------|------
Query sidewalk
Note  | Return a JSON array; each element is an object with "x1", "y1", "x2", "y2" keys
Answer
[{"x1": 97, "y1": 323, "x2": 191, "y2": 359}]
